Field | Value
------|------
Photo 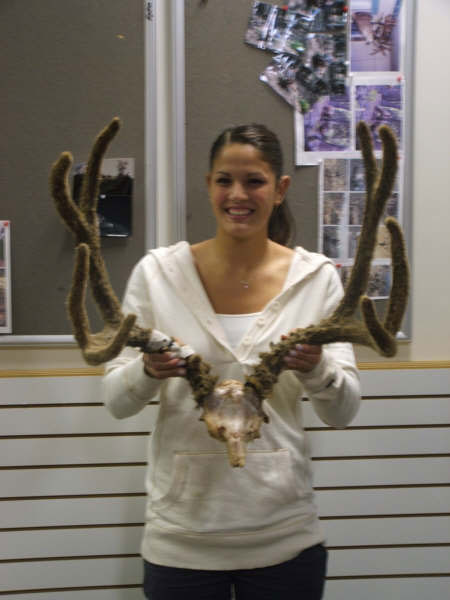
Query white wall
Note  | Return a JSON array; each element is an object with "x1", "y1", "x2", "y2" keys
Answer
[
  {"x1": 0, "y1": 0, "x2": 449, "y2": 368},
  {"x1": 407, "y1": 0, "x2": 450, "y2": 361}
]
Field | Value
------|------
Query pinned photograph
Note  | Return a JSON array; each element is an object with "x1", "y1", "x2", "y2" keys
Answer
[
  {"x1": 323, "y1": 193, "x2": 345, "y2": 225},
  {"x1": 339, "y1": 261, "x2": 391, "y2": 300},
  {"x1": 324, "y1": 158, "x2": 348, "y2": 191},
  {"x1": 351, "y1": 0, "x2": 403, "y2": 72},
  {"x1": 349, "y1": 192, "x2": 366, "y2": 225},
  {"x1": 244, "y1": 1, "x2": 276, "y2": 50},
  {"x1": 287, "y1": 1, "x2": 348, "y2": 33},
  {"x1": 275, "y1": 12, "x2": 310, "y2": 54},
  {"x1": 73, "y1": 158, "x2": 134, "y2": 237},
  {"x1": 0, "y1": 221, "x2": 12, "y2": 333},
  {"x1": 348, "y1": 226, "x2": 362, "y2": 259},
  {"x1": 318, "y1": 155, "x2": 400, "y2": 300},
  {"x1": 294, "y1": 35, "x2": 348, "y2": 111},
  {"x1": 249, "y1": 1, "x2": 349, "y2": 113},
  {"x1": 265, "y1": 5, "x2": 292, "y2": 53},
  {"x1": 355, "y1": 84, "x2": 402, "y2": 149},
  {"x1": 384, "y1": 192, "x2": 399, "y2": 220},
  {"x1": 367, "y1": 263, "x2": 392, "y2": 298},
  {"x1": 322, "y1": 225, "x2": 342, "y2": 259},
  {"x1": 349, "y1": 158, "x2": 366, "y2": 191},
  {"x1": 374, "y1": 224, "x2": 392, "y2": 259},
  {"x1": 303, "y1": 92, "x2": 351, "y2": 151},
  {"x1": 260, "y1": 53, "x2": 303, "y2": 110}
]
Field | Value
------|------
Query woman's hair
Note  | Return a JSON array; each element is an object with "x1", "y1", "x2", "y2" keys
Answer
[{"x1": 209, "y1": 123, "x2": 294, "y2": 247}]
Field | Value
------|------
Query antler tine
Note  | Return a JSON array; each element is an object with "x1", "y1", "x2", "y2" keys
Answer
[
  {"x1": 335, "y1": 123, "x2": 406, "y2": 356},
  {"x1": 50, "y1": 152, "x2": 91, "y2": 243},
  {"x1": 79, "y1": 117, "x2": 121, "y2": 227},
  {"x1": 382, "y1": 217, "x2": 410, "y2": 334},
  {"x1": 358, "y1": 120, "x2": 378, "y2": 200},
  {"x1": 78, "y1": 118, "x2": 124, "y2": 325},
  {"x1": 68, "y1": 243, "x2": 137, "y2": 365},
  {"x1": 353, "y1": 219, "x2": 407, "y2": 357},
  {"x1": 245, "y1": 122, "x2": 409, "y2": 401},
  {"x1": 51, "y1": 119, "x2": 219, "y2": 390},
  {"x1": 50, "y1": 118, "x2": 121, "y2": 245},
  {"x1": 67, "y1": 243, "x2": 91, "y2": 350},
  {"x1": 50, "y1": 118, "x2": 136, "y2": 364},
  {"x1": 336, "y1": 122, "x2": 398, "y2": 318},
  {"x1": 357, "y1": 215, "x2": 409, "y2": 356},
  {"x1": 50, "y1": 118, "x2": 125, "y2": 327}
]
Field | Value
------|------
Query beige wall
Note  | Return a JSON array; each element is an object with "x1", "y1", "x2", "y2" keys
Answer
[
  {"x1": 1, "y1": 0, "x2": 449, "y2": 370},
  {"x1": 406, "y1": 0, "x2": 450, "y2": 361}
]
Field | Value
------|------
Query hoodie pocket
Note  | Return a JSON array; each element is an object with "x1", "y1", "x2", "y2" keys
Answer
[{"x1": 150, "y1": 448, "x2": 306, "y2": 533}]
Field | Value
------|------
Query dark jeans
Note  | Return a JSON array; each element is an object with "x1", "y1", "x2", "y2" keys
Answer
[{"x1": 143, "y1": 543, "x2": 327, "y2": 599}]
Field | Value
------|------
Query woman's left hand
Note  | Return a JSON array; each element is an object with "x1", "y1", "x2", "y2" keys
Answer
[{"x1": 283, "y1": 343, "x2": 322, "y2": 373}]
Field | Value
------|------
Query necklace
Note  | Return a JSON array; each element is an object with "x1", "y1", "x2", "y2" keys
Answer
[{"x1": 239, "y1": 279, "x2": 250, "y2": 289}]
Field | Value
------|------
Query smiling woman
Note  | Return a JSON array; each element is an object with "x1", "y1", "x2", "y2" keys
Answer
[{"x1": 101, "y1": 121, "x2": 362, "y2": 598}]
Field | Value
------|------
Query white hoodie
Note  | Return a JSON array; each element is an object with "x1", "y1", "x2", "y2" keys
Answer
[{"x1": 102, "y1": 241, "x2": 361, "y2": 570}]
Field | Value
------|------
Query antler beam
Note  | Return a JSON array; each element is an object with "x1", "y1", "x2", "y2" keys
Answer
[
  {"x1": 50, "y1": 119, "x2": 217, "y2": 398},
  {"x1": 245, "y1": 122, "x2": 409, "y2": 403}
]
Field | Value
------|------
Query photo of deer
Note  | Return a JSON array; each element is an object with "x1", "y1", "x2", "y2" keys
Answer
[{"x1": 350, "y1": 0, "x2": 403, "y2": 72}]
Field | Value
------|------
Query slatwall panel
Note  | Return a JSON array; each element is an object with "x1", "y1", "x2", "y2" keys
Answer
[
  {"x1": 311, "y1": 366, "x2": 450, "y2": 600},
  {"x1": 0, "y1": 366, "x2": 449, "y2": 598}
]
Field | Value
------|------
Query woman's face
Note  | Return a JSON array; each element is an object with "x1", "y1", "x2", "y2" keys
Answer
[{"x1": 207, "y1": 143, "x2": 290, "y2": 240}]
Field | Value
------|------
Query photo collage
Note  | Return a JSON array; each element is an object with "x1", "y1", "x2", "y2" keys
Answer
[
  {"x1": 246, "y1": 1, "x2": 349, "y2": 114},
  {"x1": 321, "y1": 157, "x2": 400, "y2": 299},
  {"x1": 244, "y1": 0, "x2": 406, "y2": 298}
]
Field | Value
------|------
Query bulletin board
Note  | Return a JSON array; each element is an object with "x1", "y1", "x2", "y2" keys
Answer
[
  {"x1": 184, "y1": 0, "x2": 415, "y2": 339},
  {"x1": 0, "y1": 0, "x2": 150, "y2": 341}
]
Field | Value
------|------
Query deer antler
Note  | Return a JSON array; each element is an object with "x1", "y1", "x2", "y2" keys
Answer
[
  {"x1": 50, "y1": 119, "x2": 408, "y2": 468},
  {"x1": 49, "y1": 118, "x2": 217, "y2": 400},
  {"x1": 245, "y1": 121, "x2": 409, "y2": 403}
]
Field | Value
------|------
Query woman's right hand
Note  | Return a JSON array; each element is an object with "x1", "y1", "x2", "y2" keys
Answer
[{"x1": 142, "y1": 351, "x2": 187, "y2": 379}]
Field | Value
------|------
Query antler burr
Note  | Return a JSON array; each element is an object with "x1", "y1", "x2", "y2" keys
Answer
[{"x1": 50, "y1": 118, "x2": 408, "y2": 468}]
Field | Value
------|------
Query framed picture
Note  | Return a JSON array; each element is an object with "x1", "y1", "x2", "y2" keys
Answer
[
  {"x1": 73, "y1": 158, "x2": 134, "y2": 238},
  {"x1": 0, "y1": 221, "x2": 12, "y2": 333}
]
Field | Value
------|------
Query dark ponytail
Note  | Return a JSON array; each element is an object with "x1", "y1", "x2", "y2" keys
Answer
[
  {"x1": 268, "y1": 202, "x2": 294, "y2": 246},
  {"x1": 209, "y1": 123, "x2": 294, "y2": 246}
]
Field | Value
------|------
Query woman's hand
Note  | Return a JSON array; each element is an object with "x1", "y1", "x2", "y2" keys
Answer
[
  {"x1": 283, "y1": 343, "x2": 322, "y2": 373},
  {"x1": 143, "y1": 351, "x2": 187, "y2": 379}
]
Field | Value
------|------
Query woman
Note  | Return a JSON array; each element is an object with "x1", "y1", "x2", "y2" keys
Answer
[{"x1": 102, "y1": 124, "x2": 361, "y2": 599}]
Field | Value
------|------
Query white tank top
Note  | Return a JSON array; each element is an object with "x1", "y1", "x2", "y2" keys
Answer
[{"x1": 216, "y1": 312, "x2": 262, "y2": 349}]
